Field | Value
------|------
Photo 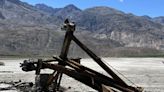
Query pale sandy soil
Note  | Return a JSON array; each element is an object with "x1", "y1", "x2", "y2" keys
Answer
[{"x1": 0, "y1": 58, "x2": 164, "y2": 92}]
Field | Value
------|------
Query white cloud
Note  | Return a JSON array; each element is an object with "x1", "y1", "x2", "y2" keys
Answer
[{"x1": 119, "y1": 0, "x2": 124, "y2": 2}]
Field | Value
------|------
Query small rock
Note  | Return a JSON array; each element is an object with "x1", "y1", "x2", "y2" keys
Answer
[
  {"x1": 68, "y1": 86, "x2": 71, "y2": 89},
  {"x1": 0, "y1": 62, "x2": 4, "y2": 66}
]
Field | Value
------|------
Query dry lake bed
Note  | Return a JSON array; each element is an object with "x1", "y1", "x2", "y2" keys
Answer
[{"x1": 0, "y1": 58, "x2": 164, "y2": 92}]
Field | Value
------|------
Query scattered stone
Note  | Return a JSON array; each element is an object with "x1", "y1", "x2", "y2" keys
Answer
[
  {"x1": 0, "y1": 81, "x2": 34, "y2": 91},
  {"x1": 68, "y1": 86, "x2": 71, "y2": 89},
  {"x1": 162, "y1": 61, "x2": 164, "y2": 64},
  {"x1": 0, "y1": 71, "x2": 13, "y2": 73},
  {"x1": 0, "y1": 62, "x2": 4, "y2": 66}
]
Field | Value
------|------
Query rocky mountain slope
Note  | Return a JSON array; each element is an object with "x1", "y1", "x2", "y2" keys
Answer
[
  {"x1": 0, "y1": 0, "x2": 163, "y2": 57},
  {"x1": 153, "y1": 16, "x2": 164, "y2": 25}
]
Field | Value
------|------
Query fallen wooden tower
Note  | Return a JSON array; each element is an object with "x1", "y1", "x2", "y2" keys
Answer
[{"x1": 21, "y1": 19, "x2": 143, "y2": 92}]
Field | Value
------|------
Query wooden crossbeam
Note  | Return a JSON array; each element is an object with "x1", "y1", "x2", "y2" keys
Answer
[{"x1": 42, "y1": 62, "x2": 140, "y2": 92}]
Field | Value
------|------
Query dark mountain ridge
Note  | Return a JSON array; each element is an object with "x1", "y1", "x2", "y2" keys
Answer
[
  {"x1": 153, "y1": 16, "x2": 164, "y2": 25},
  {"x1": 0, "y1": 0, "x2": 163, "y2": 57}
]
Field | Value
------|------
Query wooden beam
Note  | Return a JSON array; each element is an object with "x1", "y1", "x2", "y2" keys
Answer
[
  {"x1": 71, "y1": 35, "x2": 127, "y2": 86},
  {"x1": 42, "y1": 63, "x2": 140, "y2": 92}
]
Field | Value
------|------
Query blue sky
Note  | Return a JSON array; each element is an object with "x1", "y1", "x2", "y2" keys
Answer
[{"x1": 20, "y1": 0, "x2": 164, "y2": 17}]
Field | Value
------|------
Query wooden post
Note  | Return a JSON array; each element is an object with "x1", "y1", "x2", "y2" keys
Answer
[
  {"x1": 59, "y1": 19, "x2": 75, "y2": 59},
  {"x1": 58, "y1": 19, "x2": 76, "y2": 90},
  {"x1": 59, "y1": 31, "x2": 73, "y2": 59},
  {"x1": 35, "y1": 59, "x2": 43, "y2": 91}
]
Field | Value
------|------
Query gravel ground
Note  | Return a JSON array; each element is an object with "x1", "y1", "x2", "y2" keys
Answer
[{"x1": 0, "y1": 58, "x2": 164, "y2": 92}]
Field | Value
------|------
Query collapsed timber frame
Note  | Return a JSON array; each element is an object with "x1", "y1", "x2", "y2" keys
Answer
[{"x1": 21, "y1": 19, "x2": 143, "y2": 92}]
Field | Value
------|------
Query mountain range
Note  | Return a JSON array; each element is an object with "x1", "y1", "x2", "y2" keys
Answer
[{"x1": 0, "y1": 0, "x2": 164, "y2": 57}]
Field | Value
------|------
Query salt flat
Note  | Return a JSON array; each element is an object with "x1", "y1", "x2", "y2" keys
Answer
[{"x1": 0, "y1": 58, "x2": 164, "y2": 92}]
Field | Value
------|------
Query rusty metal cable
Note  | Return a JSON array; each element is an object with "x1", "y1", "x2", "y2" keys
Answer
[{"x1": 101, "y1": 58, "x2": 138, "y2": 87}]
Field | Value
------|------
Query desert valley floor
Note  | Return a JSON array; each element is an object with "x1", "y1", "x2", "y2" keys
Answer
[{"x1": 0, "y1": 58, "x2": 164, "y2": 92}]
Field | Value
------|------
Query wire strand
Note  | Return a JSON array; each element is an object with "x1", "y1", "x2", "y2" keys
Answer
[{"x1": 101, "y1": 58, "x2": 138, "y2": 87}]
